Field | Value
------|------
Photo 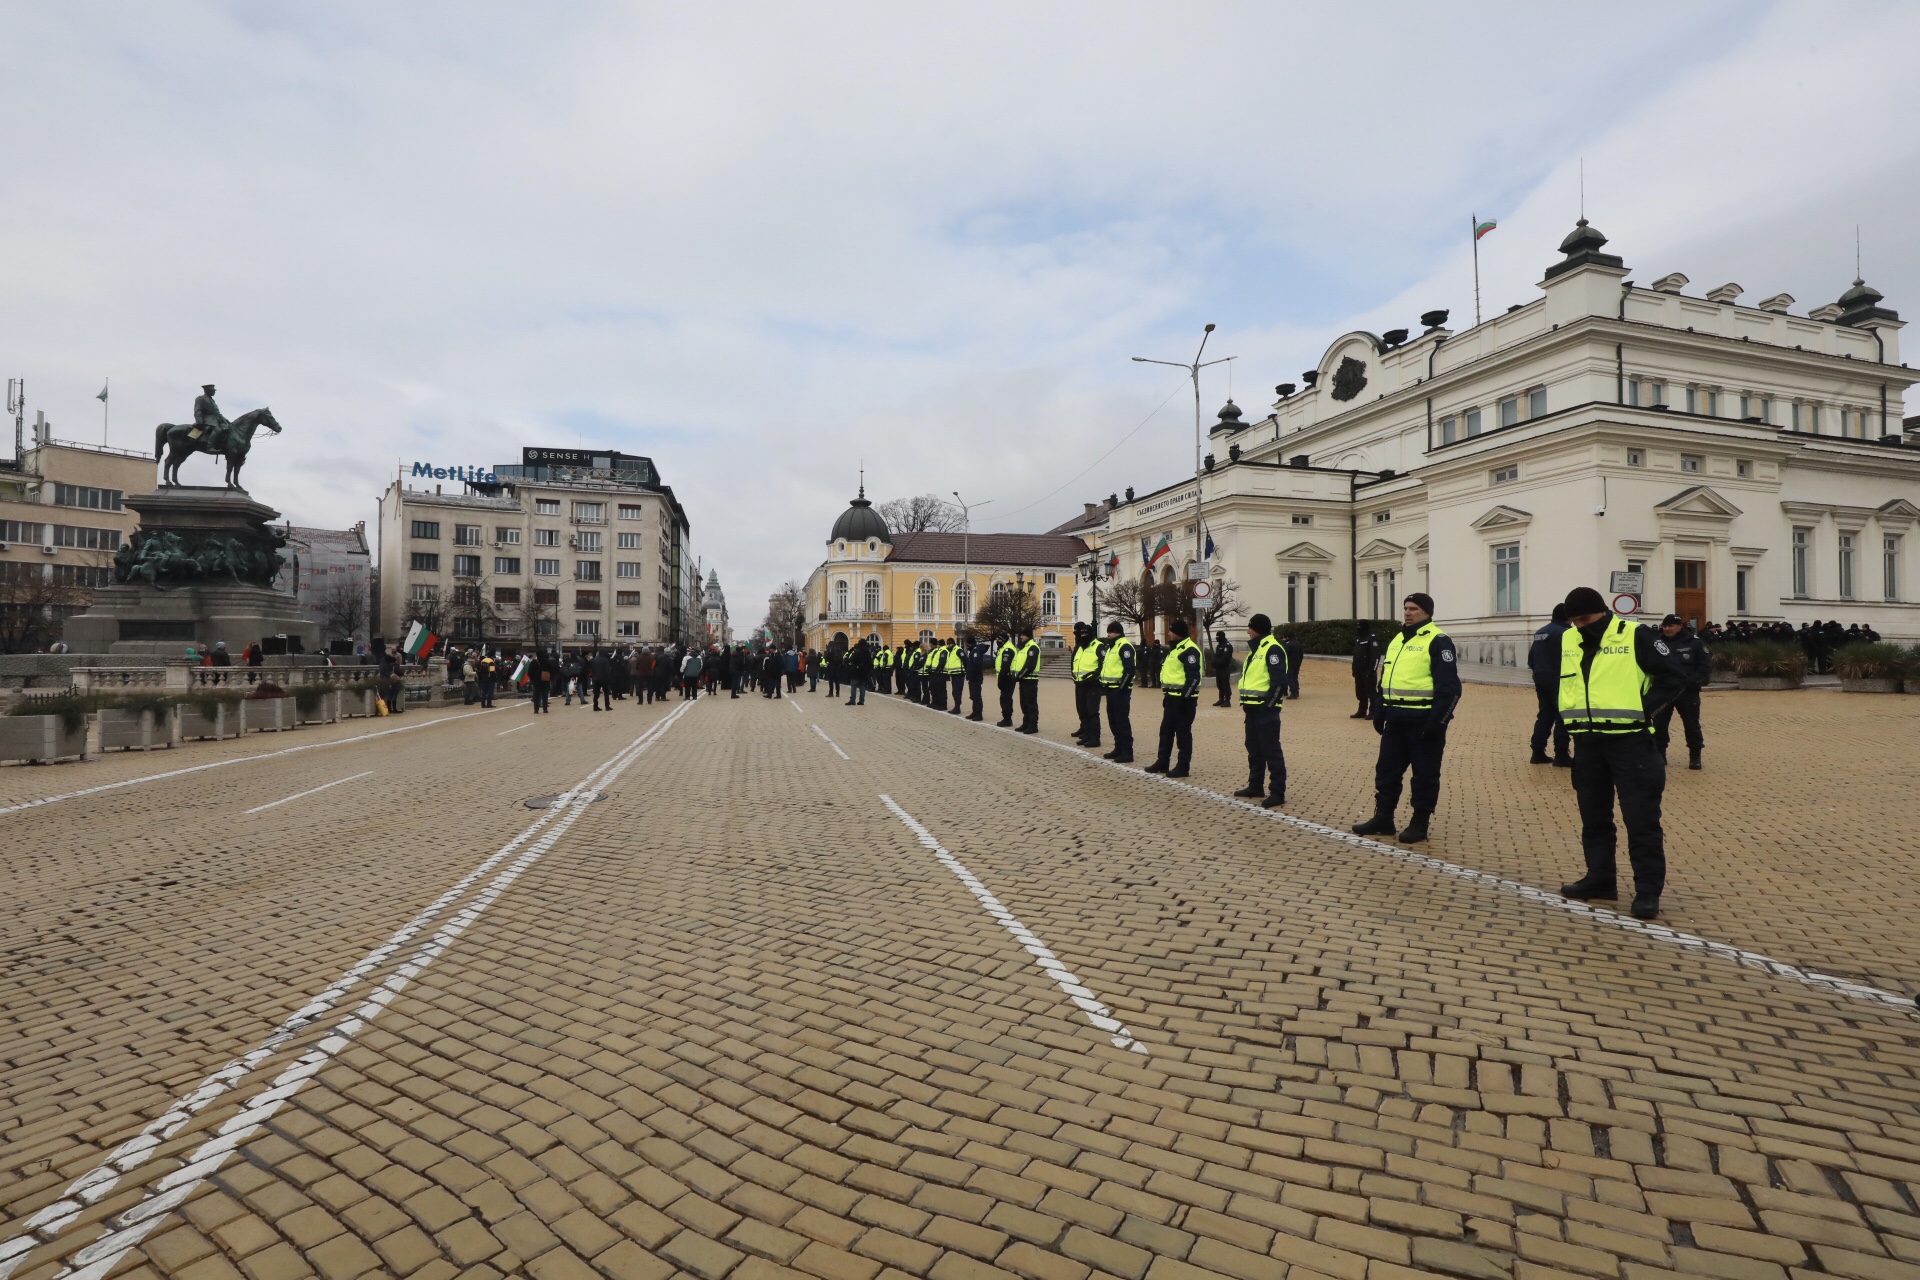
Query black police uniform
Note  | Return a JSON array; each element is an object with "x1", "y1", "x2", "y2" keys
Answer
[
  {"x1": 1149, "y1": 639, "x2": 1202, "y2": 773},
  {"x1": 1527, "y1": 620, "x2": 1571, "y2": 763},
  {"x1": 1652, "y1": 626, "x2": 1710, "y2": 763},
  {"x1": 1372, "y1": 626, "x2": 1461, "y2": 819}
]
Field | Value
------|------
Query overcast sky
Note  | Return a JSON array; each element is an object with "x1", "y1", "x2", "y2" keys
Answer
[{"x1": 4, "y1": 3, "x2": 1916, "y2": 624}]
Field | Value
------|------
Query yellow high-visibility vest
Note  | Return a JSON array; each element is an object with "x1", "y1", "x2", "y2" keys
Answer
[
  {"x1": 1071, "y1": 640, "x2": 1102, "y2": 680},
  {"x1": 1239, "y1": 635, "x2": 1284, "y2": 707},
  {"x1": 1160, "y1": 637, "x2": 1200, "y2": 697},
  {"x1": 1099, "y1": 637, "x2": 1135, "y2": 688},
  {"x1": 1380, "y1": 623, "x2": 1446, "y2": 708},
  {"x1": 1559, "y1": 616, "x2": 1652, "y2": 734}
]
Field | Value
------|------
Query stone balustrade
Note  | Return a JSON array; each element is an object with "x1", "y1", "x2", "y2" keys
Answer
[{"x1": 69, "y1": 662, "x2": 380, "y2": 693}]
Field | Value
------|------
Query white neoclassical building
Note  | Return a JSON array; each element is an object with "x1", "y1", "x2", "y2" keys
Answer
[{"x1": 1075, "y1": 221, "x2": 1918, "y2": 659}]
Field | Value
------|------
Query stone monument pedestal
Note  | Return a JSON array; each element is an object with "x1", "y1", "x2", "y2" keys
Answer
[{"x1": 63, "y1": 487, "x2": 319, "y2": 657}]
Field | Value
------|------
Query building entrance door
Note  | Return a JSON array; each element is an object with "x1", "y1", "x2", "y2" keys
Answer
[{"x1": 1674, "y1": 559, "x2": 1707, "y2": 628}]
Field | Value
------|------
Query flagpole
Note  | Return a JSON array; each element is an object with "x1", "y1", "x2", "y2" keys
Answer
[
  {"x1": 102, "y1": 378, "x2": 109, "y2": 445},
  {"x1": 1472, "y1": 214, "x2": 1482, "y2": 327}
]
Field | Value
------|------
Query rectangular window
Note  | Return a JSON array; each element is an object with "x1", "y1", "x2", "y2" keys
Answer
[
  {"x1": 1707, "y1": 390, "x2": 1720, "y2": 417},
  {"x1": 1368, "y1": 572, "x2": 1379, "y2": 619},
  {"x1": 533, "y1": 588, "x2": 559, "y2": 605},
  {"x1": 1491, "y1": 466, "x2": 1518, "y2": 485},
  {"x1": 1685, "y1": 387, "x2": 1697, "y2": 414},
  {"x1": 1291, "y1": 514, "x2": 1312, "y2": 526},
  {"x1": 576, "y1": 560, "x2": 601, "y2": 581},
  {"x1": 535, "y1": 499, "x2": 560, "y2": 516},
  {"x1": 51, "y1": 564, "x2": 111, "y2": 588},
  {"x1": 576, "y1": 591, "x2": 601, "y2": 610},
  {"x1": 1464, "y1": 408, "x2": 1482, "y2": 438},
  {"x1": 1493, "y1": 544, "x2": 1521, "y2": 614},
  {"x1": 1681, "y1": 454, "x2": 1702, "y2": 473},
  {"x1": 495, "y1": 527, "x2": 520, "y2": 544},
  {"x1": 1760, "y1": 397, "x2": 1773, "y2": 424},
  {"x1": 617, "y1": 561, "x2": 643, "y2": 578},
  {"x1": 493, "y1": 556, "x2": 521, "y2": 575},
  {"x1": 452, "y1": 524, "x2": 482, "y2": 546},
  {"x1": 409, "y1": 552, "x2": 440, "y2": 571},
  {"x1": 1810, "y1": 405, "x2": 1823, "y2": 434},
  {"x1": 1736, "y1": 567, "x2": 1750, "y2": 615},
  {"x1": 1736, "y1": 459, "x2": 1752, "y2": 478},
  {"x1": 616, "y1": 620, "x2": 642, "y2": 638},
  {"x1": 1838, "y1": 533, "x2": 1855, "y2": 600},
  {"x1": 1648, "y1": 382, "x2": 1665, "y2": 406},
  {"x1": 573, "y1": 502, "x2": 604, "y2": 523},
  {"x1": 535, "y1": 619, "x2": 559, "y2": 637},
  {"x1": 1739, "y1": 395, "x2": 1751, "y2": 420},
  {"x1": 619, "y1": 504, "x2": 644, "y2": 520},
  {"x1": 1499, "y1": 397, "x2": 1519, "y2": 428},
  {"x1": 1627, "y1": 379, "x2": 1640, "y2": 407},
  {"x1": 575, "y1": 619, "x2": 601, "y2": 638},
  {"x1": 533, "y1": 558, "x2": 560, "y2": 577},
  {"x1": 452, "y1": 554, "x2": 481, "y2": 577},
  {"x1": 534, "y1": 528, "x2": 559, "y2": 546},
  {"x1": 1791, "y1": 403, "x2": 1802, "y2": 431},
  {"x1": 494, "y1": 587, "x2": 521, "y2": 605},
  {"x1": 617, "y1": 531, "x2": 643, "y2": 550},
  {"x1": 1044, "y1": 572, "x2": 1057, "y2": 584},
  {"x1": 1306, "y1": 573, "x2": 1319, "y2": 621},
  {"x1": 410, "y1": 583, "x2": 439, "y2": 602},
  {"x1": 1886, "y1": 536, "x2": 1901, "y2": 602},
  {"x1": 51, "y1": 525, "x2": 121, "y2": 550},
  {"x1": 574, "y1": 531, "x2": 602, "y2": 553},
  {"x1": 0, "y1": 519, "x2": 42, "y2": 544},
  {"x1": 451, "y1": 617, "x2": 481, "y2": 640},
  {"x1": 1373, "y1": 510, "x2": 1391, "y2": 524},
  {"x1": 1528, "y1": 387, "x2": 1547, "y2": 418},
  {"x1": 1627, "y1": 448, "x2": 1644, "y2": 467},
  {"x1": 53, "y1": 483, "x2": 124, "y2": 511},
  {"x1": 410, "y1": 520, "x2": 440, "y2": 539},
  {"x1": 1791, "y1": 527, "x2": 1810, "y2": 598},
  {"x1": 452, "y1": 583, "x2": 480, "y2": 608},
  {"x1": 617, "y1": 590, "x2": 644, "y2": 607},
  {"x1": 1439, "y1": 415, "x2": 1457, "y2": 444},
  {"x1": 1286, "y1": 573, "x2": 1298, "y2": 623}
]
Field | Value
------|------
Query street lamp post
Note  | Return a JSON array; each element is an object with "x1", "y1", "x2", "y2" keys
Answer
[
  {"x1": 952, "y1": 492, "x2": 991, "y2": 638},
  {"x1": 1133, "y1": 325, "x2": 1234, "y2": 629}
]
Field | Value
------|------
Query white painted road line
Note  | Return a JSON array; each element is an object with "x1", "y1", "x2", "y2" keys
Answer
[
  {"x1": 496, "y1": 722, "x2": 536, "y2": 737},
  {"x1": 894, "y1": 696, "x2": 1920, "y2": 1017},
  {"x1": 0, "y1": 700, "x2": 698, "y2": 1280},
  {"x1": 809, "y1": 723, "x2": 849, "y2": 760},
  {"x1": 0, "y1": 704, "x2": 508, "y2": 820},
  {"x1": 243, "y1": 771, "x2": 374, "y2": 815},
  {"x1": 880, "y1": 794, "x2": 1150, "y2": 1056}
]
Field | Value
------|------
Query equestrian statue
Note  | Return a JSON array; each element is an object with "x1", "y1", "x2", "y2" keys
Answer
[{"x1": 154, "y1": 383, "x2": 283, "y2": 487}]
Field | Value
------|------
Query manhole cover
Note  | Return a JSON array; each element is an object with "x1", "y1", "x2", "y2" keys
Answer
[{"x1": 522, "y1": 791, "x2": 609, "y2": 809}]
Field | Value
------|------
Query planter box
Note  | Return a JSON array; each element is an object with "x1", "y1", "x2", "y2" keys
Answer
[
  {"x1": 0, "y1": 714, "x2": 89, "y2": 762},
  {"x1": 1736, "y1": 676, "x2": 1802, "y2": 691},
  {"x1": 177, "y1": 704, "x2": 240, "y2": 740},
  {"x1": 340, "y1": 689, "x2": 380, "y2": 718},
  {"x1": 1839, "y1": 677, "x2": 1901, "y2": 694},
  {"x1": 99, "y1": 707, "x2": 176, "y2": 751},
  {"x1": 296, "y1": 691, "x2": 340, "y2": 725},
  {"x1": 242, "y1": 697, "x2": 295, "y2": 732},
  {"x1": 1901, "y1": 680, "x2": 1920, "y2": 695}
]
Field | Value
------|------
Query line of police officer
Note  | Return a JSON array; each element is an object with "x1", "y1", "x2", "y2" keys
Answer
[{"x1": 866, "y1": 628, "x2": 1042, "y2": 730}]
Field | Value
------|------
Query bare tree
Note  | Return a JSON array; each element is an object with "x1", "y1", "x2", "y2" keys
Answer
[
  {"x1": 523, "y1": 588, "x2": 560, "y2": 646},
  {"x1": 1093, "y1": 578, "x2": 1149, "y2": 640},
  {"x1": 877, "y1": 494, "x2": 965, "y2": 535},
  {"x1": 0, "y1": 560, "x2": 98, "y2": 652},
  {"x1": 974, "y1": 581, "x2": 1041, "y2": 638},
  {"x1": 313, "y1": 577, "x2": 369, "y2": 646},
  {"x1": 762, "y1": 581, "x2": 806, "y2": 647}
]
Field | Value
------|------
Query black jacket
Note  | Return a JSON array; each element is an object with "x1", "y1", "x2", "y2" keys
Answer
[
  {"x1": 1527, "y1": 621, "x2": 1568, "y2": 689},
  {"x1": 1664, "y1": 627, "x2": 1712, "y2": 688}
]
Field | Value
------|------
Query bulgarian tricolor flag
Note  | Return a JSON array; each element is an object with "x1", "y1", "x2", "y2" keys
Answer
[
  {"x1": 509, "y1": 655, "x2": 531, "y2": 685},
  {"x1": 402, "y1": 619, "x2": 437, "y2": 660},
  {"x1": 1145, "y1": 532, "x2": 1172, "y2": 569},
  {"x1": 1473, "y1": 217, "x2": 1498, "y2": 241}
]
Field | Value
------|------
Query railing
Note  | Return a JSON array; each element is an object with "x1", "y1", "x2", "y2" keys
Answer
[{"x1": 71, "y1": 662, "x2": 380, "y2": 693}]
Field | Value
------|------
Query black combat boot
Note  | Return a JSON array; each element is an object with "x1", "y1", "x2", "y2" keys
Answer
[
  {"x1": 1397, "y1": 811, "x2": 1430, "y2": 844},
  {"x1": 1559, "y1": 875, "x2": 1618, "y2": 900},
  {"x1": 1233, "y1": 783, "x2": 1263, "y2": 798},
  {"x1": 1688, "y1": 748, "x2": 1702, "y2": 771},
  {"x1": 1352, "y1": 806, "x2": 1396, "y2": 836},
  {"x1": 1630, "y1": 892, "x2": 1660, "y2": 919}
]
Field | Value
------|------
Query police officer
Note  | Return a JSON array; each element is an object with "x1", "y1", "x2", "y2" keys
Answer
[
  {"x1": 994, "y1": 631, "x2": 1019, "y2": 726},
  {"x1": 1232, "y1": 613, "x2": 1288, "y2": 807},
  {"x1": 1210, "y1": 630, "x2": 1234, "y2": 707},
  {"x1": 963, "y1": 632, "x2": 989, "y2": 720},
  {"x1": 1527, "y1": 605, "x2": 1573, "y2": 766},
  {"x1": 1012, "y1": 625, "x2": 1042, "y2": 733},
  {"x1": 902, "y1": 639, "x2": 922, "y2": 702},
  {"x1": 1653, "y1": 613, "x2": 1709, "y2": 770},
  {"x1": 1556, "y1": 586, "x2": 1687, "y2": 919},
  {"x1": 926, "y1": 638, "x2": 949, "y2": 711},
  {"x1": 1351, "y1": 593, "x2": 1458, "y2": 844},
  {"x1": 944, "y1": 634, "x2": 967, "y2": 715},
  {"x1": 873, "y1": 641, "x2": 893, "y2": 695},
  {"x1": 1145, "y1": 618, "x2": 1202, "y2": 776},
  {"x1": 1069, "y1": 623, "x2": 1103, "y2": 746},
  {"x1": 1097, "y1": 621, "x2": 1135, "y2": 762},
  {"x1": 1351, "y1": 625, "x2": 1381, "y2": 719}
]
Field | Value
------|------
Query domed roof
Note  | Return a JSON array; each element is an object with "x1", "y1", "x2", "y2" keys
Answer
[{"x1": 831, "y1": 489, "x2": 890, "y2": 543}]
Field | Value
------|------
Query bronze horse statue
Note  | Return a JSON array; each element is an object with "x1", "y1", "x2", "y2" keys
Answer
[{"x1": 154, "y1": 407, "x2": 282, "y2": 487}]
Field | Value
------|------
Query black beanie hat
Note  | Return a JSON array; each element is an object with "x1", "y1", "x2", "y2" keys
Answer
[
  {"x1": 1248, "y1": 613, "x2": 1272, "y2": 634},
  {"x1": 1404, "y1": 592, "x2": 1434, "y2": 617},
  {"x1": 1564, "y1": 586, "x2": 1607, "y2": 615}
]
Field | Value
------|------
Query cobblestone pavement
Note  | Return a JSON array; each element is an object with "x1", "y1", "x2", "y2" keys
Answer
[{"x1": 2, "y1": 678, "x2": 1918, "y2": 1280}]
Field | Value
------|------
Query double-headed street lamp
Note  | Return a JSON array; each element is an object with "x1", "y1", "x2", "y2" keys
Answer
[
  {"x1": 952, "y1": 491, "x2": 991, "y2": 636},
  {"x1": 1134, "y1": 324, "x2": 1234, "y2": 628}
]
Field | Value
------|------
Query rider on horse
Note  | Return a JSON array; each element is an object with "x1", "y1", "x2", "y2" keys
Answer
[{"x1": 191, "y1": 384, "x2": 229, "y2": 445}]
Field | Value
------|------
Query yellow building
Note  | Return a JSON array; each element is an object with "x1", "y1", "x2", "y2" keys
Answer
[
  {"x1": 1, "y1": 433, "x2": 153, "y2": 650},
  {"x1": 803, "y1": 489, "x2": 1087, "y2": 651}
]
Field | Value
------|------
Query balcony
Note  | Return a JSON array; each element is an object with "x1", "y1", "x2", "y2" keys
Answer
[{"x1": 819, "y1": 610, "x2": 892, "y2": 623}]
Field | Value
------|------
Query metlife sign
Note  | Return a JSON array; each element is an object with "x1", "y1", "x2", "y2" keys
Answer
[{"x1": 410, "y1": 461, "x2": 497, "y2": 484}]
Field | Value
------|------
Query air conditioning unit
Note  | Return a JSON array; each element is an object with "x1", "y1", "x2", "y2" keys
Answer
[
  {"x1": 0, "y1": 542, "x2": 8, "y2": 552},
  {"x1": 567, "y1": 534, "x2": 579, "y2": 548},
  {"x1": 42, "y1": 544, "x2": 57, "y2": 555}
]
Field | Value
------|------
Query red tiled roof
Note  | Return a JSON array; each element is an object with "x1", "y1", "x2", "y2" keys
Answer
[{"x1": 886, "y1": 532, "x2": 1087, "y2": 567}]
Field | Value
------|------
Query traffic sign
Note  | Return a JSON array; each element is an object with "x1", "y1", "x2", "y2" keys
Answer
[
  {"x1": 1191, "y1": 579, "x2": 1214, "y2": 612},
  {"x1": 1611, "y1": 592, "x2": 1640, "y2": 615}
]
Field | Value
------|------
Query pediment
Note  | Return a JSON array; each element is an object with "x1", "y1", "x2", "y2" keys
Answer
[
  {"x1": 1409, "y1": 535, "x2": 1429, "y2": 554},
  {"x1": 1469, "y1": 504, "x2": 1533, "y2": 531},
  {"x1": 1878, "y1": 498, "x2": 1920, "y2": 521},
  {"x1": 1357, "y1": 538, "x2": 1406, "y2": 559},
  {"x1": 1656, "y1": 485, "x2": 1742, "y2": 519},
  {"x1": 1275, "y1": 541, "x2": 1335, "y2": 562}
]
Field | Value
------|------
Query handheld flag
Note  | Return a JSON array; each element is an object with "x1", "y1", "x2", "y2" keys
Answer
[
  {"x1": 1473, "y1": 218, "x2": 1497, "y2": 241},
  {"x1": 402, "y1": 619, "x2": 438, "y2": 659}
]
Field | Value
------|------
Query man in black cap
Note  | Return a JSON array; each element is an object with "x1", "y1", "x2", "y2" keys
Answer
[
  {"x1": 1653, "y1": 613, "x2": 1710, "y2": 770},
  {"x1": 1210, "y1": 630, "x2": 1234, "y2": 707},
  {"x1": 1232, "y1": 613, "x2": 1289, "y2": 808},
  {"x1": 1351, "y1": 623, "x2": 1381, "y2": 720},
  {"x1": 1069, "y1": 621, "x2": 1104, "y2": 746},
  {"x1": 1352, "y1": 592, "x2": 1458, "y2": 844},
  {"x1": 1555, "y1": 586, "x2": 1687, "y2": 919},
  {"x1": 1144, "y1": 616, "x2": 1202, "y2": 777},
  {"x1": 1527, "y1": 604, "x2": 1572, "y2": 766}
]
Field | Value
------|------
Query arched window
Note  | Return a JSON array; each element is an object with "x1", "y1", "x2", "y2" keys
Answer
[
  {"x1": 1041, "y1": 589, "x2": 1058, "y2": 619},
  {"x1": 1161, "y1": 565, "x2": 1175, "y2": 585},
  {"x1": 991, "y1": 580, "x2": 1008, "y2": 600},
  {"x1": 917, "y1": 580, "x2": 936, "y2": 615},
  {"x1": 953, "y1": 580, "x2": 973, "y2": 619},
  {"x1": 863, "y1": 579, "x2": 880, "y2": 614},
  {"x1": 834, "y1": 580, "x2": 849, "y2": 613}
]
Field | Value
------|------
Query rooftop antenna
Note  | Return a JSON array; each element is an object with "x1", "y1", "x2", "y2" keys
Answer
[
  {"x1": 1579, "y1": 157, "x2": 1585, "y2": 222},
  {"x1": 858, "y1": 459, "x2": 864, "y2": 499},
  {"x1": 1856, "y1": 224, "x2": 1862, "y2": 281}
]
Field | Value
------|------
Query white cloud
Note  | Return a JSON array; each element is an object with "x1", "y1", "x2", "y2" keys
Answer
[{"x1": 2, "y1": 2, "x2": 1911, "y2": 623}]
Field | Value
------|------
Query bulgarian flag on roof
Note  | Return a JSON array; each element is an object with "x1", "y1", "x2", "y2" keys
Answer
[
  {"x1": 1145, "y1": 533, "x2": 1172, "y2": 568},
  {"x1": 402, "y1": 619, "x2": 437, "y2": 659},
  {"x1": 1474, "y1": 217, "x2": 1498, "y2": 241}
]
